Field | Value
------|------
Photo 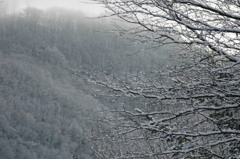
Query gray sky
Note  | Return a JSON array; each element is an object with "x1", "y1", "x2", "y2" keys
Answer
[{"x1": 3, "y1": 0, "x2": 105, "y2": 16}]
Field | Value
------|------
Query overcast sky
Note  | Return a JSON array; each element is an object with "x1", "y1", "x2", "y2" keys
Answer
[{"x1": 2, "y1": 0, "x2": 105, "y2": 16}]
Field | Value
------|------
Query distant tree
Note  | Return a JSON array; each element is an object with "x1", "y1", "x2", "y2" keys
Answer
[{"x1": 85, "y1": 0, "x2": 240, "y2": 158}]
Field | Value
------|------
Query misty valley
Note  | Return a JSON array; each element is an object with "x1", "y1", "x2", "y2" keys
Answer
[
  {"x1": 0, "y1": 2, "x2": 240, "y2": 159},
  {"x1": 0, "y1": 8, "x2": 172, "y2": 159}
]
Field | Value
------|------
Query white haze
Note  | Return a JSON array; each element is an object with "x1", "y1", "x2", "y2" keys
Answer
[{"x1": 1, "y1": 0, "x2": 104, "y2": 16}]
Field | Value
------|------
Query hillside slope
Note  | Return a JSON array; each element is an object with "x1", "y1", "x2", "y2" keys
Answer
[
  {"x1": 0, "y1": 8, "x2": 174, "y2": 159},
  {"x1": 0, "y1": 47, "x2": 106, "y2": 158}
]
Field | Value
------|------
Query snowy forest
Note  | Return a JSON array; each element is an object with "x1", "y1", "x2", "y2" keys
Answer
[
  {"x1": 0, "y1": 5, "x2": 172, "y2": 159},
  {"x1": 0, "y1": 0, "x2": 240, "y2": 159}
]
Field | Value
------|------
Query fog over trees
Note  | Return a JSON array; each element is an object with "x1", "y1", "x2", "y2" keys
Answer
[
  {"x1": 0, "y1": 0, "x2": 239, "y2": 159},
  {"x1": 0, "y1": 6, "x2": 173, "y2": 159}
]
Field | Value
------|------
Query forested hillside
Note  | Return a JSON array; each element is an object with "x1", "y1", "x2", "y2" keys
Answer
[
  {"x1": 0, "y1": 48, "x2": 101, "y2": 159},
  {"x1": 0, "y1": 8, "x2": 174, "y2": 159}
]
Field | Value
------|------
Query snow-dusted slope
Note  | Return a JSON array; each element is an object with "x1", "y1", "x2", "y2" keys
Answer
[
  {"x1": 0, "y1": 8, "x2": 174, "y2": 158},
  {"x1": 0, "y1": 51, "x2": 103, "y2": 158}
]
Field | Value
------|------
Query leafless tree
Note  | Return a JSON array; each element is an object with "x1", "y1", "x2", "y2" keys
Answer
[
  {"x1": 82, "y1": 0, "x2": 240, "y2": 158},
  {"x1": 96, "y1": 0, "x2": 240, "y2": 63}
]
